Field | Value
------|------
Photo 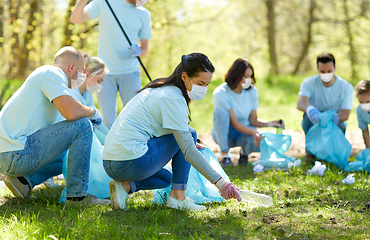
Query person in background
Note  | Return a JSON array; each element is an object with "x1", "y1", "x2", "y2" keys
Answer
[
  {"x1": 0, "y1": 46, "x2": 108, "y2": 206},
  {"x1": 71, "y1": 0, "x2": 152, "y2": 129},
  {"x1": 58, "y1": 53, "x2": 112, "y2": 202},
  {"x1": 297, "y1": 53, "x2": 353, "y2": 162},
  {"x1": 355, "y1": 80, "x2": 370, "y2": 149},
  {"x1": 212, "y1": 58, "x2": 284, "y2": 167},
  {"x1": 103, "y1": 53, "x2": 242, "y2": 211}
]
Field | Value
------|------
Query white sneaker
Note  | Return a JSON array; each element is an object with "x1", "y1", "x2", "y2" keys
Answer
[
  {"x1": 43, "y1": 178, "x2": 60, "y2": 188},
  {"x1": 109, "y1": 180, "x2": 128, "y2": 210},
  {"x1": 166, "y1": 196, "x2": 206, "y2": 211}
]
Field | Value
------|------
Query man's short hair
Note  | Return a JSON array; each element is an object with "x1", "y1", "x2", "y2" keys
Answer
[
  {"x1": 53, "y1": 46, "x2": 82, "y2": 67},
  {"x1": 316, "y1": 53, "x2": 335, "y2": 68},
  {"x1": 355, "y1": 80, "x2": 370, "y2": 95}
]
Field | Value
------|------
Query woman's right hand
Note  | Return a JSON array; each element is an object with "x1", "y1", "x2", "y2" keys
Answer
[
  {"x1": 253, "y1": 130, "x2": 264, "y2": 147},
  {"x1": 219, "y1": 182, "x2": 242, "y2": 202},
  {"x1": 270, "y1": 120, "x2": 285, "y2": 129}
]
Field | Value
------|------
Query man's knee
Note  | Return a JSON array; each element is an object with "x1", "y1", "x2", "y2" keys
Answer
[{"x1": 188, "y1": 127, "x2": 197, "y2": 144}]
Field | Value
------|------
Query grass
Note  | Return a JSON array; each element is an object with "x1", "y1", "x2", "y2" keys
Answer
[{"x1": 0, "y1": 158, "x2": 369, "y2": 239}]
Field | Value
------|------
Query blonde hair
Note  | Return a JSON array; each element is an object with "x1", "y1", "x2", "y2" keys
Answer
[
  {"x1": 355, "y1": 80, "x2": 370, "y2": 95},
  {"x1": 83, "y1": 53, "x2": 108, "y2": 80}
]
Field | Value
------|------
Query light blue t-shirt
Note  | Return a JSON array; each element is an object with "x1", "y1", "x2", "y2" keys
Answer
[
  {"x1": 356, "y1": 105, "x2": 370, "y2": 130},
  {"x1": 213, "y1": 82, "x2": 259, "y2": 126},
  {"x1": 57, "y1": 89, "x2": 95, "y2": 122},
  {"x1": 298, "y1": 74, "x2": 353, "y2": 112},
  {"x1": 85, "y1": 0, "x2": 152, "y2": 75},
  {"x1": 103, "y1": 86, "x2": 189, "y2": 160},
  {"x1": 0, "y1": 66, "x2": 71, "y2": 152}
]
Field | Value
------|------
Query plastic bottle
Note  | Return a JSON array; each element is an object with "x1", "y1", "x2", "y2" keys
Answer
[
  {"x1": 276, "y1": 119, "x2": 283, "y2": 134},
  {"x1": 239, "y1": 189, "x2": 273, "y2": 207}
]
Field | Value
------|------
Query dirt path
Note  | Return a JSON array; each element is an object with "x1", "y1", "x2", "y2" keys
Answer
[{"x1": 198, "y1": 129, "x2": 365, "y2": 164}]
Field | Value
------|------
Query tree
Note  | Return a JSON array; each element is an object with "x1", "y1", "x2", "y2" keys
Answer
[{"x1": 266, "y1": 0, "x2": 278, "y2": 75}]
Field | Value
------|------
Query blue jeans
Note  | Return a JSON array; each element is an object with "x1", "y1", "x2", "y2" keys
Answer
[
  {"x1": 301, "y1": 113, "x2": 347, "y2": 155},
  {"x1": 97, "y1": 72, "x2": 141, "y2": 129},
  {"x1": 0, "y1": 118, "x2": 93, "y2": 197},
  {"x1": 103, "y1": 128, "x2": 197, "y2": 193},
  {"x1": 212, "y1": 107, "x2": 259, "y2": 155}
]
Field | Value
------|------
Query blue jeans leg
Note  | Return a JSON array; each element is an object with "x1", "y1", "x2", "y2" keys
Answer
[
  {"x1": 212, "y1": 107, "x2": 231, "y2": 153},
  {"x1": 228, "y1": 126, "x2": 260, "y2": 155},
  {"x1": 0, "y1": 118, "x2": 93, "y2": 197},
  {"x1": 103, "y1": 128, "x2": 196, "y2": 193},
  {"x1": 97, "y1": 73, "x2": 141, "y2": 129}
]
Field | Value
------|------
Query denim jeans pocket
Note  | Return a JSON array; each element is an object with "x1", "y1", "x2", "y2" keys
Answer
[{"x1": 111, "y1": 160, "x2": 146, "y2": 182}]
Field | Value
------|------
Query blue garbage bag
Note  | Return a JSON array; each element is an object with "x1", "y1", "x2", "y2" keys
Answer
[
  {"x1": 344, "y1": 149, "x2": 370, "y2": 172},
  {"x1": 256, "y1": 132, "x2": 296, "y2": 169},
  {"x1": 59, "y1": 134, "x2": 112, "y2": 203},
  {"x1": 153, "y1": 147, "x2": 228, "y2": 205},
  {"x1": 306, "y1": 110, "x2": 351, "y2": 169}
]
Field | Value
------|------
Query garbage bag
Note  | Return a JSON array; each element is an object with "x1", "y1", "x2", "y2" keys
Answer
[
  {"x1": 344, "y1": 148, "x2": 370, "y2": 172},
  {"x1": 306, "y1": 110, "x2": 351, "y2": 169},
  {"x1": 153, "y1": 147, "x2": 228, "y2": 204},
  {"x1": 59, "y1": 134, "x2": 112, "y2": 203},
  {"x1": 256, "y1": 132, "x2": 297, "y2": 170}
]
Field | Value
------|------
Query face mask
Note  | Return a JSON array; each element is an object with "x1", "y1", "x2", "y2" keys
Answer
[
  {"x1": 242, "y1": 78, "x2": 252, "y2": 89},
  {"x1": 320, "y1": 73, "x2": 334, "y2": 83},
  {"x1": 360, "y1": 103, "x2": 370, "y2": 112},
  {"x1": 71, "y1": 71, "x2": 86, "y2": 90},
  {"x1": 187, "y1": 79, "x2": 207, "y2": 100},
  {"x1": 87, "y1": 82, "x2": 103, "y2": 93},
  {"x1": 135, "y1": 0, "x2": 148, "y2": 6}
]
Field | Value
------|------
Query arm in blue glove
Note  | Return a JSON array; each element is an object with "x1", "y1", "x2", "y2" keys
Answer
[
  {"x1": 89, "y1": 107, "x2": 103, "y2": 128},
  {"x1": 129, "y1": 44, "x2": 141, "y2": 57},
  {"x1": 306, "y1": 105, "x2": 321, "y2": 125}
]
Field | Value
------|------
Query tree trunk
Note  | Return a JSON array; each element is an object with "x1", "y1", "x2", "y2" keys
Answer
[
  {"x1": 292, "y1": 0, "x2": 316, "y2": 75},
  {"x1": 15, "y1": 0, "x2": 38, "y2": 78},
  {"x1": 8, "y1": 0, "x2": 21, "y2": 78},
  {"x1": 62, "y1": 0, "x2": 76, "y2": 47},
  {"x1": 266, "y1": 0, "x2": 278, "y2": 75},
  {"x1": 343, "y1": 0, "x2": 358, "y2": 80}
]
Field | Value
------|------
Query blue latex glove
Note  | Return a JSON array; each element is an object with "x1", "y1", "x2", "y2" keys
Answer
[
  {"x1": 333, "y1": 113, "x2": 339, "y2": 125},
  {"x1": 306, "y1": 105, "x2": 321, "y2": 125},
  {"x1": 89, "y1": 107, "x2": 103, "y2": 128},
  {"x1": 129, "y1": 44, "x2": 141, "y2": 57}
]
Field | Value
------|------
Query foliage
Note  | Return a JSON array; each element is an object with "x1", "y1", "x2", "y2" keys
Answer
[
  {"x1": 0, "y1": 159, "x2": 369, "y2": 239},
  {"x1": 2, "y1": 0, "x2": 370, "y2": 81}
]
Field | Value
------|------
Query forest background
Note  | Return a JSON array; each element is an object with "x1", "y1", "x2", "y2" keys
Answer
[{"x1": 1, "y1": 0, "x2": 370, "y2": 133}]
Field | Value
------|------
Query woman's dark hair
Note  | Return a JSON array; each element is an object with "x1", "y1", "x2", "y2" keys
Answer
[
  {"x1": 138, "y1": 52, "x2": 215, "y2": 107},
  {"x1": 225, "y1": 58, "x2": 255, "y2": 90},
  {"x1": 316, "y1": 53, "x2": 335, "y2": 68}
]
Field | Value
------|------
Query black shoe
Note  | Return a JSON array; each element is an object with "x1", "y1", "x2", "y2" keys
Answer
[
  {"x1": 306, "y1": 154, "x2": 317, "y2": 164},
  {"x1": 238, "y1": 154, "x2": 249, "y2": 166},
  {"x1": 221, "y1": 157, "x2": 234, "y2": 167}
]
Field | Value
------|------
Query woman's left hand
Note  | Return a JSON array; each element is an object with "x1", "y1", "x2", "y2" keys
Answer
[
  {"x1": 271, "y1": 120, "x2": 285, "y2": 129},
  {"x1": 196, "y1": 142, "x2": 206, "y2": 149}
]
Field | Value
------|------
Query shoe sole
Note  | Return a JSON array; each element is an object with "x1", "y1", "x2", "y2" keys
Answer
[
  {"x1": 4, "y1": 179, "x2": 24, "y2": 199},
  {"x1": 109, "y1": 181, "x2": 123, "y2": 210}
]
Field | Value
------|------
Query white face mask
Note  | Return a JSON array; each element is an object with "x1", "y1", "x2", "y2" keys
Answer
[
  {"x1": 87, "y1": 82, "x2": 103, "y2": 93},
  {"x1": 71, "y1": 71, "x2": 86, "y2": 90},
  {"x1": 320, "y1": 73, "x2": 334, "y2": 83},
  {"x1": 360, "y1": 103, "x2": 370, "y2": 112},
  {"x1": 135, "y1": 0, "x2": 148, "y2": 6},
  {"x1": 187, "y1": 79, "x2": 207, "y2": 101},
  {"x1": 242, "y1": 78, "x2": 252, "y2": 89}
]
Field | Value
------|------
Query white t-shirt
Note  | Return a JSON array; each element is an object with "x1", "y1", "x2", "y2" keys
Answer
[
  {"x1": 213, "y1": 82, "x2": 259, "y2": 126},
  {"x1": 298, "y1": 74, "x2": 353, "y2": 112},
  {"x1": 0, "y1": 66, "x2": 71, "y2": 152},
  {"x1": 85, "y1": 0, "x2": 152, "y2": 75},
  {"x1": 103, "y1": 86, "x2": 189, "y2": 160}
]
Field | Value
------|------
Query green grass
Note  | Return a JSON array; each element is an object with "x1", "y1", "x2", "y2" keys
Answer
[{"x1": 1, "y1": 159, "x2": 369, "y2": 239}]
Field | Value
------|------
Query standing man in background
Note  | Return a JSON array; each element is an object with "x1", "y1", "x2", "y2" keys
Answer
[{"x1": 71, "y1": 0, "x2": 152, "y2": 128}]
